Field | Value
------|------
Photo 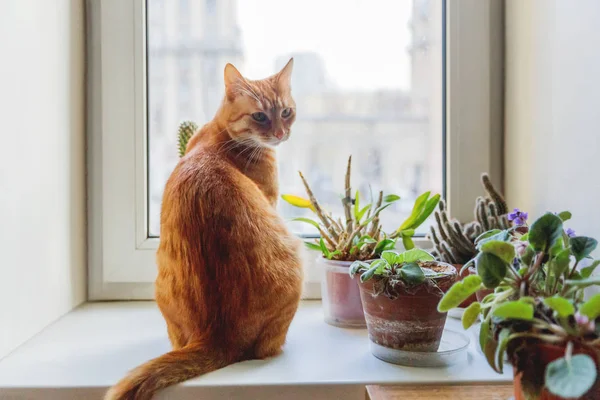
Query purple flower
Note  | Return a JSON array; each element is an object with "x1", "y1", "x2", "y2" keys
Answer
[
  {"x1": 566, "y1": 228, "x2": 576, "y2": 238},
  {"x1": 508, "y1": 208, "x2": 528, "y2": 226}
]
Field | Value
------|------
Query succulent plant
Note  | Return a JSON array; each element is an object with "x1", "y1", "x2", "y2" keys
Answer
[
  {"x1": 177, "y1": 121, "x2": 198, "y2": 157},
  {"x1": 428, "y1": 173, "x2": 510, "y2": 265},
  {"x1": 282, "y1": 156, "x2": 440, "y2": 261}
]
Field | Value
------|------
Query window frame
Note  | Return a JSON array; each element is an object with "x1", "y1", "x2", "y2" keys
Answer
[{"x1": 88, "y1": 0, "x2": 504, "y2": 300}]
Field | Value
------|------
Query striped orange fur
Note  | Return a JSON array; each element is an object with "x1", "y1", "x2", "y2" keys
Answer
[{"x1": 105, "y1": 59, "x2": 303, "y2": 400}]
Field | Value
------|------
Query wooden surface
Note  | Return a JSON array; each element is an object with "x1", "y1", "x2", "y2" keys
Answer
[{"x1": 366, "y1": 384, "x2": 514, "y2": 400}]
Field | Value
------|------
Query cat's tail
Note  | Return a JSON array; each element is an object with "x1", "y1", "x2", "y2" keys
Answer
[{"x1": 104, "y1": 343, "x2": 232, "y2": 400}]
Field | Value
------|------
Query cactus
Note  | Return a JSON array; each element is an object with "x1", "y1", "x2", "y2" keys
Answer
[
  {"x1": 177, "y1": 121, "x2": 198, "y2": 157},
  {"x1": 428, "y1": 173, "x2": 510, "y2": 265}
]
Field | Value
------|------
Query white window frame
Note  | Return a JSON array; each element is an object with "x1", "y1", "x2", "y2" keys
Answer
[{"x1": 88, "y1": 0, "x2": 504, "y2": 300}]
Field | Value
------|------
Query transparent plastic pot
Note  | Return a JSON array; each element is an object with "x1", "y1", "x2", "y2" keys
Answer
[{"x1": 318, "y1": 257, "x2": 366, "y2": 328}]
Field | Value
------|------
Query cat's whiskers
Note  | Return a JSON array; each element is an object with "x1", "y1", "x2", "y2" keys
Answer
[{"x1": 237, "y1": 80, "x2": 261, "y2": 103}]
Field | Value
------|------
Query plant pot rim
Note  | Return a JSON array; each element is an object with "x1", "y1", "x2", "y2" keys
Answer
[{"x1": 316, "y1": 256, "x2": 377, "y2": 267}]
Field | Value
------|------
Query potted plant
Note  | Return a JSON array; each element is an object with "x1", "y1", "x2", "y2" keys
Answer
[
  {"x1": 349, "y1": 249, "x2": 457, "y2": 361},
  {"x1": 282, "y1": 156, "x2": 440, "y2": 328},
  {"x1": 429, "y1": 173, "x2": 509, "y2": 307},
  {"x1": 438, "y1": 210, "x2": 600, "y2": 399}
]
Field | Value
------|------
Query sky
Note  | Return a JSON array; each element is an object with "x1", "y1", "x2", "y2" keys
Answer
[{"x1": 236, "y1": 0, "x2": 413, "y2": 91}]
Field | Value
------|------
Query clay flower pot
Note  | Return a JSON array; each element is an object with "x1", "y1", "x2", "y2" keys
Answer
[
  {"x1": 512, "y1": 343, "x2": 600, "y2": 400},
  {"x1": 358, "y1": 262, "x2": 457, "y2": 356},
  {"x1": 318, "y1": 257, "x2": 366, "y2": 328}
]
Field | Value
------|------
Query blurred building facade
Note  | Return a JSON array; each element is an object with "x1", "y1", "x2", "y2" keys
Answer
[{"x1": 147, "y1": 0, "x2": 443, "y2": 235}]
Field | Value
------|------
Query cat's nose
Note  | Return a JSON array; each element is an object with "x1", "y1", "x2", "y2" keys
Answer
[{"x1": 273, "y1": 129, "x2": 285, "y2": 140}]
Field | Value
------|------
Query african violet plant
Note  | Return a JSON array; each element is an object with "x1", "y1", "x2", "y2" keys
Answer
[
  {"x1": 282, "y1": 156, "x2": 440, "y2": 261},
  {"x1": 438, "y1": 210, "x2": 600, "y2": 399}
]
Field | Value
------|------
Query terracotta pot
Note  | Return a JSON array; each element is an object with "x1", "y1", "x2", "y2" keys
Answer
[
  {"x1": 468, "y1": 266, "x2": 494, "y2": 302},
  {"x1": 455, "y1": 264, "x2": 477, "y2": 307},
  {"x1": 358, "y1": 262, "x2": 457, "y2": 354},
  {"x1": 513, "y1": 343, "x2": 600, "y2": 400},
  {"x1": 318, "y1": 258, "x2": 366, "y2": 328}
]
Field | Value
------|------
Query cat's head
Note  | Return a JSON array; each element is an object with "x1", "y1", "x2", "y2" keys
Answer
[{"x1": 221, "y1": 59, "x2": 296, "y2": 147}]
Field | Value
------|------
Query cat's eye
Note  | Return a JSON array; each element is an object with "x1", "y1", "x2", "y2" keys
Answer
[
  {"x1": 281, "y1": 108, "x2": 292, "y2": 118},
  {"x1": 252, "y1": 112, "x2": 268, "y2": 123}
]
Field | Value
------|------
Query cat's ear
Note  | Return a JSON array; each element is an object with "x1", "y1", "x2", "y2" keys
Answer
[
  {"x1": 224, "y1": 63, "x2": 244, "y2": 88},
  {"x1": 276, "y1": 58, "x2": 294, "y2": 90}
]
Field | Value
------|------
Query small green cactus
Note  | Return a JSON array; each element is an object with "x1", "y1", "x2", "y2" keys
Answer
[
  {"x1": 177, "y1": 121, "x2": 198, "y2": 157},
  {"x1": 428, "y1": 173, "x2": 510, "y2": 265}
]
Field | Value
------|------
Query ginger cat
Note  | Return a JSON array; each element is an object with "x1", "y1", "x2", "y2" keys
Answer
[{"x1": 106, "y1": 59, "x2": 303, "y2": 400}]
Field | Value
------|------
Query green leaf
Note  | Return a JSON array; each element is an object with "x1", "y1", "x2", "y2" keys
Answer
[
  {"x1": 399, "y1": 191, "x2": 430, "y2": 230},
  {"x1": 360, "y1": 264, "x2": 380, "y2": 283},
  {"x1": 580, "y1": 293, "x2": 600, "y2": 320},
  {"x1": 558, "y1": 211, "x2": 572, "y2": 222},
  {"x1": 479, "y1": 318, "x2": 491, "y2": 350},
  {"x1": 492, "y1": 301, "x2": 534, "y2": 320},
  {"x1": 400, "y1": 262, "x2": 426, "y2": 285},
  {"x1": 475, "y1": 229, "x2": 503, "y2": 244},
  {"x1": 400, "y1": 228, "x2": 415, "y2": 237},
  {"x1": 292, "y1": 217, "x2": 321, "y2": 229},
  {"x1": 402, "y1": 235, "x2": 414, "y2": 251},
  {"x1": 357, "y1": 205, "x2": 371, "y2": 221},
  {"x1": 374, "y1": 239, "x2": 396, "y2": 255},
  {"x1": 381, "y1": 251, "x2": 399, "y2": 266},
  {"x1": 410, "y1": 194, "x2": 441, "y2": 229},
  {"x1": 543, "y1": 297, "x2": 575, "y2": 317},
  {"x1": 358, "y1": 235, "x2": 377, "y2": 244},
  {"x1": 362, "y1": 203, "x2": 392, "y2": 225},
  {"x1": 495, "y1": 328, "x2": 511, "y2": 372},
  {"x1": 319, "y1": 238, "x2": 331, "y2": 259},
  {"x1": 566, "y1": 276, "x2": 600, "y2": 287},
  {"x1": 349, "y1": 261, "x2": 370, "y2": 277},
  {"x1": 476, "y1": 252, "x2": 508, "y2": 289},
  {"x1": 529, "y1": 212, "x2": 564, "y2": 252},
  {"x1": 520, "y1": 232, "x2": 529, "y2": 241},
  {"x1": 353, "y1": 190, "x2": 360, "y2": 221},
  {"x1": 462, "y1": 302, "x2": 481, "y2": 329},
  {"x1": 545, "y1": 354, "x2": 597, "y2": 399},
  {"x1": 581, "y1": 260, "x2": 600, "y2": 278},
  {"x1": 570, "y1": 236, "x2": 598, "y2": 262},
  {"x1": 371, "y1": 259, "x2": 389, "y2": 274},
  {"x1": 550, "y1": 236, "x2": 565, "y2": 257},
  {"x1": 437, "y1": 275, "x2": 483, "y2": 312},
  {"x1": 521, "y1": 245, "x2": 535, "y2": 266},
  {"x1": 480, "y1": 240, "x2": 516, "y2": 264},
  {"x1": 550, "y1": 249, "x2": 572, "y2": 279},
  {"x1": 397, "y1": 248, "x2": 435, "y2": 264},
  {"x1": 476, "y1": 230, "x2": 511, "y2": 249},
  {"x1": 304, "y1": 241, "x2": 322, "y2": 252},
  {"x1": 384, "y1": 194, "x2": 401, "y2": 203}
]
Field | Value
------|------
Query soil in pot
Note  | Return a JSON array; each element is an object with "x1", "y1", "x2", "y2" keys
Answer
[
  {"x1": 358, "y1": 262, "x2": 457, "y2": 353},
  {"x1": 513, "y1": 342, "x2": 600, "y2": 400},
  {"x1": 319, "y1": 258, "x2": 366, "y2": 328}
]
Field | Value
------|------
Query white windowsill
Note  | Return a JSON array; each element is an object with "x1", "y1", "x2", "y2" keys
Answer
[{"x1": 0, "y1": 301, "x2": 511, "y2": 400}]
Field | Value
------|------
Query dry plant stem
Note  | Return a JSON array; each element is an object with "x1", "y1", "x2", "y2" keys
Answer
[
  {"x1": 368, "y1": 191, "x2": 384, "y2": 238},
  {"x1": 298, "y1": 171, "x2": 338, "y2": 240},
  {"x1": 318, "y1": 227, "x2": 337, "y2": 248},
  {"x1": 326, "y1": 213, "x2": 343, "y2": 233},
  {"x1": 343, "y1": 156, "x2": 353, "y2": 234}
]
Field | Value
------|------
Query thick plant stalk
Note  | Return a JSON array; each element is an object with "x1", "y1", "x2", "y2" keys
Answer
[
  {"x1": 428, "y1": 173, "x2": 510, "y2": 265},
  {"x1": 481, "y1": 173, "x2": 508, "y2": 215},
  {"x1": 177, "y1": 121, "x2": 198, "y2": 157},
  {"x1": 299, "y1": 172, "x2": 338, "y2": 240},
  {"x1": 343, "y1": 156, "x2": 353, "y2": 233}
]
